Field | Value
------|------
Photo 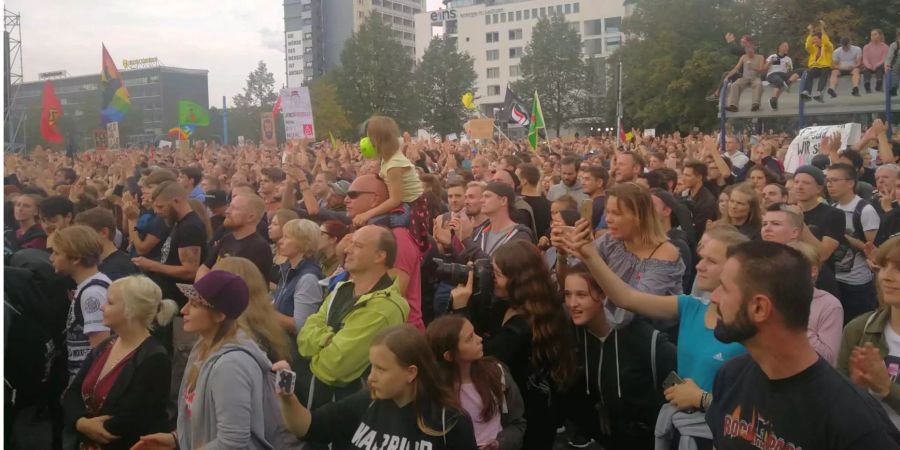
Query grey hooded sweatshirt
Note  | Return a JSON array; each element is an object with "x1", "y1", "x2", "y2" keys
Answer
[{"x1": 176, "y1": 333, "x2": 287, "y2": 450}]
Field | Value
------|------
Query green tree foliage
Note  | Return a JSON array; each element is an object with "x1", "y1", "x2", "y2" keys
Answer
[
  {"x1": 415, "y1": 36, "x2": 478, "y2": 137},
  {"x1": 617, "y1": 0, "x2": 898, "y2": 131},
  {"x1": 310, "y1": 75, "x2": 352, "y2": 139},
  {"x1": 333, "y1": 16, "x2": 418, "y2": 131},
  {"x1": 512, "y1": 15, "x2": 585, "y2": 136},
  {"x1": 233, "y1": 61, "x2": 278, "y2": 110}
]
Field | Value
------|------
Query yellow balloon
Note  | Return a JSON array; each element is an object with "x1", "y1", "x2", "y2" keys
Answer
[{"x1": 461, "y1": 92, "x2": 476, "y2": 110}]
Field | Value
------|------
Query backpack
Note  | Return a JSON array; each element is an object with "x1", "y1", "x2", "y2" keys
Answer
[
  {"x1": 4, "y1": 251, "x2": 72, "y2": 414},
  {"x1": 830, "y1": 199, "x2": 870, "y2": 273}
]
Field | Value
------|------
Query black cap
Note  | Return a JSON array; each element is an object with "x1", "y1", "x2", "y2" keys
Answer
[
  {"x1": 794, "y1": 165, "x2": 826, "y2": 186},
  {"x1": 205, "y1": 189, "x2": 228, "y2": 208}
]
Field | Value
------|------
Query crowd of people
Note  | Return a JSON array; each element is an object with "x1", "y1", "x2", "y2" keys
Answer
[
  {"x1": 714, "y1": 21, "x2": 900, "y2": 113},
  {"x1": 5, "y1": 113, "x2": 900, "y2": 450}
]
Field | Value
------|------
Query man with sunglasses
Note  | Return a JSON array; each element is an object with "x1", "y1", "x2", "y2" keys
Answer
[{"x1": 344, "y1": 174, "x2": 425, "y2": 331}]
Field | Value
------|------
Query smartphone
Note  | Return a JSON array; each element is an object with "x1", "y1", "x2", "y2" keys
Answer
[
  {"x1": 662, "y1": 371, "x2": 685, "y2": 390},
  {"x1": 275, "y1": 369, "x2": 297, "y2": 395}
]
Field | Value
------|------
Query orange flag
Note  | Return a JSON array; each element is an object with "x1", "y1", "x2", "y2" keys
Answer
[{"x1": 40, "y1": 80, "x2": 64, "y2": 144}]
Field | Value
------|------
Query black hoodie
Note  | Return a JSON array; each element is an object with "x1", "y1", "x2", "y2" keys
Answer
[
  {"x1": 568, "y1": 320, "x2": 676, "y2": 432},
  {"x1": 305, "y1": 389, "x2": 477, "y2": 450}
]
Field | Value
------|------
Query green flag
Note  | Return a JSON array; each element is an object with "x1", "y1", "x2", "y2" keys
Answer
[
  {"x1": 527, "y1": 90, "x2": 544, "y2": 150},
  {"x1": 178, "y1": 100, "x2": 209, "y2": 126}
]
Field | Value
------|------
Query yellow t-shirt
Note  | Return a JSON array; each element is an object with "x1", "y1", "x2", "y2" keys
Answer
[{"x1": 380, "y1": 151, "x2": 424, "y2": 203}]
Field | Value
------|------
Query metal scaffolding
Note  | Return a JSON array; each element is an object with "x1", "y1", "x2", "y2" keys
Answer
[{"x1": 5, "y1": 8, "x2": 24, "y2": 152}]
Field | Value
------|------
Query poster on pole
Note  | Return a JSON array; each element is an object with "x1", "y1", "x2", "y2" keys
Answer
[
  {"x1": 106, "y1": 122, "x2": 120, "y2": 149},
  {"x1": 280, "y1": 87, "x2": 316, "y2": 140},
  {"x1": 260, "y1": 113, "x2": 277, "y2": 147},
  {"x1": 158, "y1": 140, "x2": 172, "y2": 149},
  {"x1": 93, "y1": 129, "x2": 108, "y2": 150},
  {"x1": 783, "y1": 123, "x2": 861, "y2": 173},
  {"x1": 465, "y1": 118, "x2": 495, "y2": 140}
]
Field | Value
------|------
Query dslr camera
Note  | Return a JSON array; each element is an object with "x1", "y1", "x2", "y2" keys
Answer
[{"x1": 434, "y1": 258, "x2": 493, "y2": 298}]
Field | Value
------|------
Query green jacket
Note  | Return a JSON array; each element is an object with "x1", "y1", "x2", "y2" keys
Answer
[
  {"x1": 837, "y1": 307, "x2": 900, "y2": 415},
  {"x1": 297, "y1": 276, "x2": 409, "y2": 386}
]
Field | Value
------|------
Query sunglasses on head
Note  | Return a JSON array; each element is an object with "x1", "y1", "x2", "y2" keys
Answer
[{"x1": 346, "y1": 190, "x2": 375, "y2": 199}]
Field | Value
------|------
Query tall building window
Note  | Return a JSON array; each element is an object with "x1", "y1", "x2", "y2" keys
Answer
[
  {"x1": 605, "y1": 17, "x2": 622, "y2": 34},
  {"x1": 509, "y1": 47, "x2": 523, "y2": 58},
  {"x1": 573, "y1": 2, "x2": 580, "y2": 13},
  {"x1": 509, "y1": 29, "x2": 522, "y2": 40},
  {"x1": 509, "y1": 65, "x2": 521, "y2": 77},
  {"x1": 486, "y1": 31, "x2": 499, "y2": 43},
  {"x1": 486, "y1": 49, "x2": 500, "y2": 60},
  {"x1": 516, "y1": 10, "x2": 522, "y2": 21},
  {"x1": 524, "y1": 9, "x2": 530, "y2": 19},
  {"x1": 539, "y1": 7, "x2": 546, "y2": 17},
  {"x1": 486, "y1": 14, "x2": 491, "y2": 24},
  {"x1": 564, "y1": 3, "x2": 571, "y2": 13},
  {"x1": 532, "y1": 8, "x2": 537, "y2": 18},
  {"x1": 606, "y1": 36, "x2": 621, "y2": 53},
  {"x1": 487, "y1": 67, "x2": 500, "y2": 78},
  {"x1": 487, "y1": 85, "x2": 501, "y2": 96},
  {"x1": 507, "y1": 12, "x2": 513, "y2": 21},
  {"x1": 584, "y1": 19, "x2": 602, "y2": 35}
]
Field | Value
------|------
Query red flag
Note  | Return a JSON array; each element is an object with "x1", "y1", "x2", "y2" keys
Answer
[
  {"x1": 40, "y1": 80, "x2": 64, "y2": 144},
  {"x1": 272, "y1": 95, "x2": 282, "y2": 117}
]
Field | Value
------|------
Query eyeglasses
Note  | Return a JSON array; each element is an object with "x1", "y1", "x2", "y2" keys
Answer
[
  {"x1": 825, "y1": 178, "x2": 851, "y2": 184},
  {"x1": 346, "y1": 190, "x2": 375, "y2": 199}
]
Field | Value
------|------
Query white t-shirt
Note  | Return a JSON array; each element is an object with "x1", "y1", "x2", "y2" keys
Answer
[
  {"x1": 833, "y1": 46, "x2": 862, "y2": 70},
  {"x1": 834, "y1": 196, "x2": 879, "y2": 285},
  {"x1": 66, "y1": 272, "x2": 111, "y2": 379},
  {"x1": 882, "y1": 323, "x2": 900, "y2": 428},
  {"x1": 766, "y1": 54, "x2": 793, "y2": 76}
]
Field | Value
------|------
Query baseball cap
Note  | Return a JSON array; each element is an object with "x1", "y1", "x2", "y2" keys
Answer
[
  {"x1": 205, "y1": 189, "x2": 228, "y2": 208},
  {"x1": 177, "y1": 270, "x2": 249, "y2": 319},
  {"x1": 329, "y1": 180, "x2": 351, "y2": 197}
]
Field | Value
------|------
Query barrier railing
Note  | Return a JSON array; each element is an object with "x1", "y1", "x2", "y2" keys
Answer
[
  {"x1": 719, "y1": 80, "x2": 729, "y2": 152},
  {"x1": 798, "y1": 70, "x2": 809, "y2": 130}
]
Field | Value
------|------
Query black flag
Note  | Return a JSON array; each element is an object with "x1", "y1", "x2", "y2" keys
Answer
[{"x1": 503, "y1": 87, "x2": 531, "y2": 127}]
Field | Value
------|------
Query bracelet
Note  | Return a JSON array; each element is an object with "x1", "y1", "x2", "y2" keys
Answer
[{"x1": 171, "y1": 431, "x2": 179, "y2": 449}]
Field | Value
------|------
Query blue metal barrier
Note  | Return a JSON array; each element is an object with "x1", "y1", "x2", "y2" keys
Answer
[
  {"x1": 799, "y1": 70, "x2": 809, "y2": 130},
  {"x1": 719, "y1": 81, "x2": 729, "y2": 151}
]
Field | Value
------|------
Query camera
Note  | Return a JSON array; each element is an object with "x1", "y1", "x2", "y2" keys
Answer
[{"x1": 434, "y1": 258, "x2": 493, "y2": 297}]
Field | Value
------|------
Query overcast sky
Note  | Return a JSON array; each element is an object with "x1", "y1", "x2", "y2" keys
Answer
[{"x1": 8, "y1": 0, "x2": 444, "y2": 105}]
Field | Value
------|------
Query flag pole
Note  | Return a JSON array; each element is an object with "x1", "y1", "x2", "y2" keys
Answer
[
  {"x1": 222, "y1": 96, "x2": 228, "y2": 146},
  {"x1": 616, "y1": 61, "x2": 623, "y2": 150}
]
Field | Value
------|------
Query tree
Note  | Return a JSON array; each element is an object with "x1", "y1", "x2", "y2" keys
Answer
[
  {"x1": 333, "y1": 16, "x2": 418, "y2": 130},
  {"x1": 415, "y1": 36, "x2": 478, "y2": 137},
  {"x1": 309, "y1": 75, "x2": 352, "y2": 139},
  {"x1": 512, "y1": 15, "x2": 585, "y2": 136},
  {"x1": 233, "y1": 61, "x2": 278, "y2": 110}
]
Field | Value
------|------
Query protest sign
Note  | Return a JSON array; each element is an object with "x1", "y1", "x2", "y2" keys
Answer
[
  {"x1": 260, "y1": 113, "x2": 277, "y2": 146},
  {"x1": 281, "y1": 87, "x2": 316, "y2": 140},
  {"x1": 783, "y1": 123, "x2": 861, "y2": 173}
]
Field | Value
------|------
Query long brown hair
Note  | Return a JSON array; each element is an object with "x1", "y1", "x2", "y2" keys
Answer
[
  {"x1": 212, "y1": 257, "x2": 292, "y2": 362},
  {"x1": 186, "y1": 317, "x2": 238, "y2": 392},
  {"x1": 718, "y1": 182, "x2": 763, "y2": 231},
  {"x1": 606, "y1": 183, "x2": 667, "y2": 246},
  {"x1": 372, "y1": 325, "x2": 460, "y2": 436},
  {"x1": 493, "y1": 240, "x2": 576, "y2": 387},
  {"x1": 426, "y1": 315, "x2": 502, "y2": 422}
]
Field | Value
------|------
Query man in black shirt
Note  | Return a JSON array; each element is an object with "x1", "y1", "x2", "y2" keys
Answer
[
  {"x1": 793, "y1": 166, "x2": 844, "y2": 297},
  {"x1": 205, "y1": 189, "x2": 228, "y2": 241},
  {"x1": 681, "y1": 159, "x2": 718, "y2": 239},
  {"x1": 132, "y1": 181, "x2": 207, "y2": 306},
  {"x1": 198, "y1": 193, "x2": 272, "y2": 282},
  {"x1": 516, "y1": 163, "x2": 552, "y2": 237},
  {"x1": 707, "y1": 241, "x2": 900, "y2": 449},
  {"x1": 74, "y1": 207, "x2": 139, "y2": 281}
]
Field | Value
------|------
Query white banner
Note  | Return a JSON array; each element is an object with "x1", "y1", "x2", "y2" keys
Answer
[
  {"x1": 106, "y1": 122, "x2": 120, "y2": 149},
  {"x1": 783, "y1": 123, "x2": 861, "y2": 174},
  {"x1": 158, "y1": 139, "x2": 172, "y2": 148},
  {"x1": 281, "y1": 87, "x2": 316, "y2": 140}
]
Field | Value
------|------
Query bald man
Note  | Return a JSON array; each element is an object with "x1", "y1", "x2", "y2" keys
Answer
[
  {"x1": 197, "y1": 193, "x2": 272, "y2": 282},
  {"x1": 345, "y1": 174, "x2": 424, "y2": 331}
]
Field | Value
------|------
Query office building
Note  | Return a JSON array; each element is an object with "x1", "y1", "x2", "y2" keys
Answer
[
  {"x1": 284, "y1": 0, "x2": 424, "y2": 87},
  {"x1": 415, "y1": 0, "x2": 626, "y2": 117},
  {"x1": 10, "y1": 62, "x2": 208, "y2": 147}
]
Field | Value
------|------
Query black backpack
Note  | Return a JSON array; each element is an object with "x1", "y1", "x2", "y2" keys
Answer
[{"x1": 4, "y1": 250, "x2": 72, "y2": 413}]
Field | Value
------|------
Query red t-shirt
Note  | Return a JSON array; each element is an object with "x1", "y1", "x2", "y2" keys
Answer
[
  {"x1": 81, "y1": 339, "x2": 137, "y2": 413},
  {"x1": 392, "y1": 228, "x2": 424, "y2": 331}
]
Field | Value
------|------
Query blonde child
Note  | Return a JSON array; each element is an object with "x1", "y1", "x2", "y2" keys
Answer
[{"x1": 352, "y1": 116, "x2": 431, "y2": 249}]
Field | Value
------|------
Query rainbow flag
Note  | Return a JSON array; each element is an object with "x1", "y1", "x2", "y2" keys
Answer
[{"x1": 100, "y1": 44, "x2": 131, "y2": 124}]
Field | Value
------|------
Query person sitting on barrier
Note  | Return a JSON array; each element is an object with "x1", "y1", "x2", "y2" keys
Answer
[
  {"x1": 765, "y1": 41, "x2": 795, "y2": 110},
  {"x1": 829, "y1": 36, "x2": 863, "y2": 98},
  {"x1": 801, "y1": 20, "x2": 834, "y2": 102},
  {"x1": 863, "y1": 29, "x2": 889, "y2": 94},
  {"x1": 725, "y1": 36, "x2": 765, "y2": 112},
  {"x1": 886, "y1": 29, "x2": 900, "y2": 97}
]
